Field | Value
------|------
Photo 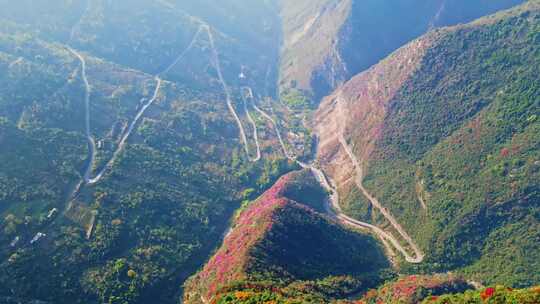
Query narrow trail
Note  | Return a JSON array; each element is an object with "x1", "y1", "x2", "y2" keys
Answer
[
  {"x1": 69, "y1": 20, "x2": 203, "y2": 186},
  {"x1": 67, "y1": 47, "x2": 97, "y2": 183},
  {"x1": 428, "y1": 0, "x2": 447, "y2": 30},
  {"x1": 155, "y1": 0, "x2": 260, "y2": 162},
  {"x1": 416, "y1": 181, "x2": 428, "y2": 210},
  {"x1": 205, "y1": 25, "x2": 255, "y2": 162},
  {"x1": 334, "y1": 93, "x2": 424, "y2": 263},
  {"x1": 87, "y1": 77, "x2": 162, "y2": 185},
  {"x1": 69, "y1": 0, "x2": 90, "y2": 43},
  {"x1": 252, "y1": 100, "x2": 293, "y2": 159},
  {"x1": 242, "y1": 88, "x2": 261, "y2": 162},
  {"x1": 69, "y1": 46, "x2": 163, "y2": 186},
  {"x1": 160, "y1": 25, "x2": 204, "y2": 76}
]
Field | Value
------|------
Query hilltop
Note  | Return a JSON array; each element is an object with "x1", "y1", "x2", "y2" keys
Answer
[{"x1": 184, "y1": 170, "x2": 391, "y2": 303}]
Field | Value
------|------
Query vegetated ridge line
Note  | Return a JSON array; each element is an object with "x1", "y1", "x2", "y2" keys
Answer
[{"x1": 238, "y1": 97, "x2": 426, "y2": 265}]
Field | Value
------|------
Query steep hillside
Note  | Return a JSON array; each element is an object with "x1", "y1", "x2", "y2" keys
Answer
[
  {"x1": 315, "y1": 0, "x2": 540, "y2": 286},
  {"x1": 184, "y1": 170, "x2": 391, "y2": 304},
  {"x1": 279, "y1": 0, "x2": 525, "y2": 103},
  {"x1": 0, "y1": 2, "x2": 289, "y2": 303}
]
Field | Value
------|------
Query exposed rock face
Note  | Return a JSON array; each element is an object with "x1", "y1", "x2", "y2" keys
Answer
[
  {"x1": 279, "y1": 0, "x2": 525, "y2": 102},
  {"x1": 314, "y1": 35, "x2": 434, "y2": 189}
]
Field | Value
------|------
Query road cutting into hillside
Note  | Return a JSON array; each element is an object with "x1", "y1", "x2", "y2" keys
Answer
[
  {"x1": 69, "y1": 46, "x2": 163, "y2": 186},
  {"x1": 252, "y1": 100, "x2": 294, "y2": 160},
  {"x1": 251, "y1": 99, "x2": 398, "y2": 262},
  {"x1": 205, "y1": 25, "x2": 257, "y2": 162},
  {"x1": 156, "y1": 1, "x2": 261, "y2": 162},
  {"x1": 69, "y1": 0, "x2": 91, "y2": 43},
  {"x1": 68, "y1": 21, "x2": 205, "y2": 186},
  {"x1": 67, "y1": 47, "x2": 97, "y2": 184},
  {"x1": 69, "y1": 0, "x2": 421, "y2": 264},
  {"x1": 242, "y1": 88, "x2": 261, "y2": 162},
  {"x1": 87, "y1": 76, "x2": 162, "y2": 185},
  {"x1": 335, "y1": 93, "x2": 424, "y2": 263},
  {"x1": 160, "y1": 25, "x2": 204, "y2": 76},
  {"x1": 252, "y1": 96, "x2": 424, "y2": 263},
  {"x1": 337, "y1": 135, "x2": 424, "y2": 263}
]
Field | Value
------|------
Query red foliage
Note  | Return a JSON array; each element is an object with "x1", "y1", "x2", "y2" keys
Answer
[
  {"x1": 192, "y1": 174, "x2": 296, "y2": 299},
  {"x1": 500, "y1": 147, "x2": 510, "y2": 158},
  {"x1": 480, "y1": 287, "x2": 496, "y2": 301}
]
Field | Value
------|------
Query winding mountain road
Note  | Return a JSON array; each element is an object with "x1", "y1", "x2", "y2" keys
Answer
[
  {"x1": 87, "y1": 76, "x2": 162, "y2": 185},
  {"x1": 252, "y1": 100, "x2": 294, "y2": 159},
  {"x1": 334, "y1": 93, "x2": 424, "y2": 263},
  {"x1": 160, "y1": 25, "x2": 204, "y2": 76},
  {"x1": 67, "y1": 47, "x2": 97, "y2": 184},
  {"x1": 69, "y1": 19, "x2": 206, "y2": 186},
  {"x1": 67, "y1": 0, "x2": 423, "y2": 267},
  {"x1": 253, "y1": 97, "x2": 423, "y2": 263},
  {"x1": 156, "y1": 0, "x2": 261, "y2": 163},
  {"x1": 69, "y1": 47, "x2": 163, "y2": 186},
  {"x1": 338, "y1": 135, "x2": 425, "y2": 263},
  {"x1": 205, "y1": 25, "x2": 257, "y2": 162},
  {"x1": 242, "y1": 88, "x2": 261, "y2": 162}
]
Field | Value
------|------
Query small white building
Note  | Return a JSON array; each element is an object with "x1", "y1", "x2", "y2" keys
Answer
[
  {"x1": 30, "y1": 232, "x2": 46, "y2": 244},
  {"x1": 10, "y1": 236, "x2": 20, "y2": 247}
]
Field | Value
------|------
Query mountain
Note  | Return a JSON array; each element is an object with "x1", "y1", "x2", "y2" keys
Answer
[
  {"x1": 184, "y1": 170, "x2": 391, "y2": 304},
  {"x1": 0, "y1": 0, "x2": 538, "y2": 303},
  {"x1": 315, "y1": 0, "x2": 540, "y2": 287},
  {"x1": 0, "y1": 1, "x2": 290, "y2": 303},
  {"x1": 278, "y1": 0, "x2": 525, "y2": 104}
]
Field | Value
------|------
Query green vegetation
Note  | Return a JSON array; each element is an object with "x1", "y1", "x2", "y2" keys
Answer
[
  {"x1": 184, "y1": 171, "x2": 391, "y2": 304},
  {"x1": 0, "y1": 2, "x2": 285, "y2": 303},
  {"x1": 421, "y1": 285, "x2": 540, "y2": 304},
  {"x1": 359, "y1": 274, "x2": 471, "y2": 304},
  {"x1": 0, "y1": 1, "x2": 538, "y2": 303},
  {"x1": 347, "y1": 2, "x2": 540, "y2": 286},
  {"x1": 280, "y1": 89, "x2": 311, "y2": 110}
]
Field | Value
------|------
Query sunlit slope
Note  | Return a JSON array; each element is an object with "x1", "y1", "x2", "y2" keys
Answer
[
  {"x1": 184, "y1": 170, "x2": 391, "y2": 304},
  {"x1": 315, "y1": 0, "x2": 540, "y2": 286},
  {"x1": 0, "y1": 24, "x2": 290, "y2": 304},
  {"x1": 279, "y1": 0, "x2": 525, "y2": 103}
]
